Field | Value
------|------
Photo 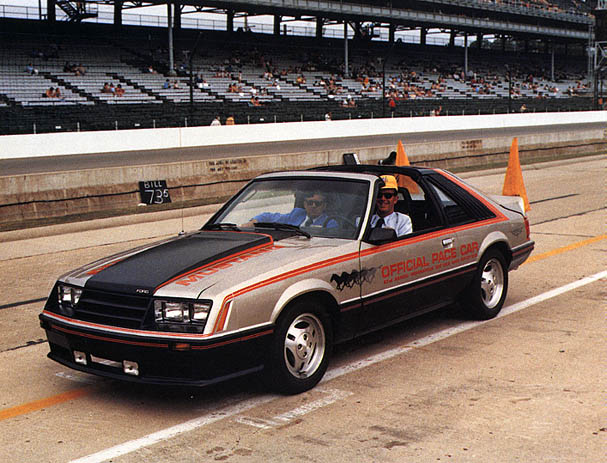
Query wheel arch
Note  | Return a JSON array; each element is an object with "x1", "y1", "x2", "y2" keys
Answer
[
  {"x1": 271, "y1": 279, "x2": 340, "y2": 332},
  {"x1": 478, "y1": 233, "x2": 513, "y2": 268}
]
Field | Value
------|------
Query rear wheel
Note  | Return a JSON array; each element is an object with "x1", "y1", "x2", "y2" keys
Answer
[
  {"x1": 462, "y1": 249, "x2": 508, "y2": 320},
  {"x1": 266, "y1": 300, "x2": 332, "y2": 394}
]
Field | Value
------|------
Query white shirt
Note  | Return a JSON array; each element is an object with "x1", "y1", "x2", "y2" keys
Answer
[{"x1": 370, "y1": 212, "x2": 412, "y2": 237}]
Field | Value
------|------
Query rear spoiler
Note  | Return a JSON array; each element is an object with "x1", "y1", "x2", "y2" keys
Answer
[{"x1": 489, "y1": 194, "x2": 526, "y2": 215}]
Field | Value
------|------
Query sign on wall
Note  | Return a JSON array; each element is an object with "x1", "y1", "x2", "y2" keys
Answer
[{"x1": 138, "y1": 180, "x2": 171, "y2": 205}]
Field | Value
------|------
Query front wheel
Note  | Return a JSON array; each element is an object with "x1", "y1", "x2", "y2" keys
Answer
[
  {"x1": 265, "y1": 300, "x2": 332, "y2": 394},
  {"x1": 462, "y1": 249, "x2": 508, "y2": 320}
]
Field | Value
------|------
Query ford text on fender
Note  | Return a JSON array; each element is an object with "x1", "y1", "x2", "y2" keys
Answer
[{"x1": 39, "y1": 165, "x2": 534, "y2": 394}]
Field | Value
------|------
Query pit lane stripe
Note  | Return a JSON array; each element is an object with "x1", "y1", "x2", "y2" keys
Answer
[
  {"x1": 523, "y1": 234, "x2": 606, "y2": 265},
  {"x1": 67, "y1": 270, "x2": 607, "y2": 463},
  {"x1": 0, "y1": 388, "x2": 92, "y2": 421}
]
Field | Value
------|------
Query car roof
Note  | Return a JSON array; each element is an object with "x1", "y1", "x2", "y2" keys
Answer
[
  {"x1": 311, "y1": 164, "x2": 436, "y2": 180},
  {"x1": 256, "y1": 165, "x2": 436, "y2": 183},
  {"x1": 255, "y1": 169, "x2": 380, "y2": 183}
]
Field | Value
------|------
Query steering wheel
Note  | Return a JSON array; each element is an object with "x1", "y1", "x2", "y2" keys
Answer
[{"x1": 325, "y1": 215, "x2": 357, "y2": 231}]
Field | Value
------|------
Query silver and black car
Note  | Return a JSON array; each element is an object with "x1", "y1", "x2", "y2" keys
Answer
[{"x1": 39, "y1": 165, "x2": 534, "y2": 394}]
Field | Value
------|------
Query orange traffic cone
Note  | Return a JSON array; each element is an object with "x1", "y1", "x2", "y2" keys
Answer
[
  {"x1": 502, "y1": 137, "x2": 530, "y2": 212},
  {"x1": 395, "y1": 140, "x2": 419, "y2": 193},
  {"x1": 396, "y1": 139, "x2": 410, "y2": 166}
]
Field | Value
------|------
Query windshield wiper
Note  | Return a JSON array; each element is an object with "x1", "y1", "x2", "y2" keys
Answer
[
  {"x1": 254, "y1": 222, "x2": 311, "y2": 238},
  {"x1": 203, "y1": 223, "x2": 240, "y2": 231}
]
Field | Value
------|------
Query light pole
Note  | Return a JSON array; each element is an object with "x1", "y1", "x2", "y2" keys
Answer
[
  {"x1": 382, "y1": 38, "x2": 402, "y2": 118},
  {"x1": 505, "y1": 64, "x2": 512, "y2": 114}
]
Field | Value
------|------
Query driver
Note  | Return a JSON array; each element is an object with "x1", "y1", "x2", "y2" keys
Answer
[{"x1": 244, "y1": 191, "x2": 338, "y2": 228}]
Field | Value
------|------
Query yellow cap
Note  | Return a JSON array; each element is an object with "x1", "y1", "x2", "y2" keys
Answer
[{"x1": 380, "y1": 175, "x2": 398, "y2": 190}]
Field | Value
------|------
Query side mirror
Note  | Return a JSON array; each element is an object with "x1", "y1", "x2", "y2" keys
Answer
[{"x1": 367, "y1": 227, "x2": 397, "y2": 244}]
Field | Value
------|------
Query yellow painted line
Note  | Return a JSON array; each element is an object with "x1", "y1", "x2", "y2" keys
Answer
[
  {"x1": 0, "y1": 387, "x2": 92, "y2": 421},
  {"x1": 524, "y1": 234, "x2": 607, "y2": 265},
  {"x1": 1, "y1": 235, "x2": 605, "y2": 422}
]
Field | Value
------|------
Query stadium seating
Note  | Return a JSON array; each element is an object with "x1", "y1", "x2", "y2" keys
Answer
[{"x1": 0, "y1": 10, "x2": 594, "y2": 135}]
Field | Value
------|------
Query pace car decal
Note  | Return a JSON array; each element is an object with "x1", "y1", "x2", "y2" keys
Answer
[
  {"x1": 380, "y1": 242, "x2": 478, "y2": 284},
  {"x1": 330, "y1": 267, "x2": 378, "y2": 291}
]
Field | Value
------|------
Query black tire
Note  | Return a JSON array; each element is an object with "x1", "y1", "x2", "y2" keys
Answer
[
  {"x1": 265, "y1": 299, "x2": 332, "y2": 394},
  {"x1": 462, "y1": 249, "x2": 509, "y2": 320}
]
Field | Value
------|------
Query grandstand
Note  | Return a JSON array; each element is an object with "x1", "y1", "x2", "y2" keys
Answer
[{"x1": 0, "y1": 0, "x2": 601, "y2": 135}]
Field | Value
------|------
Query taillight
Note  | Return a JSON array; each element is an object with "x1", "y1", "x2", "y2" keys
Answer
[{"x1": 524, "y1": 216, "x2": 530, "y2": 240}]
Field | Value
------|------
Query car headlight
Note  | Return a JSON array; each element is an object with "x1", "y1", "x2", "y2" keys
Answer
[
  {"x1": 57, "y1": 284, "x2": 83, "y2": 316},
  {"x1": 154, "y1": 299, "x2": 212, "y2": 330}
]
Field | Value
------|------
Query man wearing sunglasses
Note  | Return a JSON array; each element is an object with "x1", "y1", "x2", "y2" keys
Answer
[
  {"x1": 369, "y1": 175, "x2": 412, "y2": 237},
  {"x1": 246, "y1": 191, "x2": 338, "y2": 228}
]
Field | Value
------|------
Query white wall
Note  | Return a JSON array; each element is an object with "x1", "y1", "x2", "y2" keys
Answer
[{"x1": 1, "y1": 111, "x2": 605, "y2": 160}]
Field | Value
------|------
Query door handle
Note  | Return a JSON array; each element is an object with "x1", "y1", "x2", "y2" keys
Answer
[{"x1": 442, "y1": 238, "x2": 455, "y2": 248}]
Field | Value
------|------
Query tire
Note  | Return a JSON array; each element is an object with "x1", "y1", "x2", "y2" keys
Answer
[
  {"x1": 265, "y1": 300, "x2": 332, "y2": 394},
  {"x1": 462, "y1": 249, "x2": 508, "y2": 320}
]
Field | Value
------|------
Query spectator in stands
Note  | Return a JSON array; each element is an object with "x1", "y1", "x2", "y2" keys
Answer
[
  {"x1": 44, "y1": 87, "x2": 56, "y2": 98},
  {"x1": 324, "y1": 112, "x2": 332, "y2": 121},
  {"x1": 163, "y1": 79, "x2": 170, "y2": 90},
  {"x1": 109, "y1": 83, "x2": 116, "y2": 95},
  {"x1": 25, "y1": 63, "x2": 38, "y2": 75},
  {"x1": 63, "y1": 62, "x2": 75, "y2": 73},
  {"x1": 210, "y1": 116, "x2": 221, "y2": 126},
  {"x1": 54, "y1": 87, "x2": 61, "y2": 99},
  {"x1": 226, "y1": 116, "x2": 235, "y2": 125},
  {"x1": 172, "y1": 80, "x2": 180, "y2": 89},
  {"x1": 115, "y1": 84, "x2": 125, "y2": 97},
  {"x1": 74, "y1": 64, "x2": 86, "y2": 76},
  {"x1": 147, "y1": 65, "x2": 157, "y2": 74},
  {"x1": 101, "y1": 82, "x2": 111, "y2": 93}
]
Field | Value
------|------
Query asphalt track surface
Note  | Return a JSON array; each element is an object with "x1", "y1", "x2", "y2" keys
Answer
[
  {"x1": 0, "y1": 156, "x2": 604, "y2": 463},
  {"x1": 1, "y1": 122, "x2": 603, "y2": 175}
]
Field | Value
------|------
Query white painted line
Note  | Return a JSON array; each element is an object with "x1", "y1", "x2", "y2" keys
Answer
[
  {"x1": 70, "y1": 394, "x2": 278, "y2": 463},
  {"x1": 55, "y1": 371, "x2": 96, "y2": 385},
  {"x1": 70, "y1": 270, "x2": 607, "y2": 463},
  {"x1": 235, "y1": 388, "x2": 353, "y2": 429}
]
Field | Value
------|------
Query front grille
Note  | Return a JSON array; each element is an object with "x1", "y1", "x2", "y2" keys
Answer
[{"x1": 74, "y1": 288, "x2": 151, "y2": 329}]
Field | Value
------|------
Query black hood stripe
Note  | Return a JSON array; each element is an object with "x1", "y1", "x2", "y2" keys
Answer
[{"x1": 85, "y1": 231, "x2": 273, "y2": 295}]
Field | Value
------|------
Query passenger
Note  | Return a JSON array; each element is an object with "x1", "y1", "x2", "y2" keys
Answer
[
  {"x1": 369, "y1": 175, "x2": 412, "y2": 237},
  {"x1": 244, "y1": 191, "x2": 337, "y2": 228}
]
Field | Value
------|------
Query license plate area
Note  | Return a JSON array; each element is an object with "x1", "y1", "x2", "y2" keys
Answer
[{"x1": 74, "y1": 351, "x2": 139, "y2": 376}]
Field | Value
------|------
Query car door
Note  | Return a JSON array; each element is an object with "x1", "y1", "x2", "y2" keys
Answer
[{"x1": 356, "y1": 174, "x2": 469, "y2": 335}]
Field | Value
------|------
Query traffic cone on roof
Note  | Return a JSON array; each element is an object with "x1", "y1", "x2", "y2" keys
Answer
[
  {"x1": 502, "y1": 137, "x2": 530, "y2": 212},
  {"x1": 395, "y1": 140, "x2": 419, "y2": 193}
]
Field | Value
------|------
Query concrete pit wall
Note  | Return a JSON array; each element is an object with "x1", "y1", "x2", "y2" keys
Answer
[{"x1": 1, "y1": 113, "x2": 605, "y2": 229}]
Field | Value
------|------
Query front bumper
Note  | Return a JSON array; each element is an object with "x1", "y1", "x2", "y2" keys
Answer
[{"x1": 39, "y1": 312, "x2": 272, "y2": 386}]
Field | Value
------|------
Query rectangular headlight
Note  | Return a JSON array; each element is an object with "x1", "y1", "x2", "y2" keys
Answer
[
  {"x1": 57, "y1": 284, "x2": 83, "y2": 315},
  {"x1": 154, "y1": 300, "x2": 211, "y2": 325}
]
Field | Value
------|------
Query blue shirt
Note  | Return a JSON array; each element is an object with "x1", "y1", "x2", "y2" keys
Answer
[{"x1": 254, "y1": 208, "x2": 337, "y2": 228}]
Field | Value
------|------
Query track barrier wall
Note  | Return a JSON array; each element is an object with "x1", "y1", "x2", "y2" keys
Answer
[{"x1": 1, "y1": 111, "x2": 605, "y2": 229}]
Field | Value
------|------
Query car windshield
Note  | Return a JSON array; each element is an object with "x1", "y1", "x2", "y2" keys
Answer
[{"x1": 211, "y1": 177, "x2": 370, "y2": 239}]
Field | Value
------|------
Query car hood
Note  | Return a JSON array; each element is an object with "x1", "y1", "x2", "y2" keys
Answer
[
  {"x1": 61, "y1": 231, "x2": 276, "y2": 296},
  {"x1": 60, "y1": 230, "x2": 351, "y2": 299}
]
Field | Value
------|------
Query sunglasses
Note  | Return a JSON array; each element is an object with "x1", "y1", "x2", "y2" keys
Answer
[
  {"x1": 304, "y1": 199, "x2": 325, "y2": 207},
  {"x1": 377, "y1": 192, "x2": 396, "y2": 199}
]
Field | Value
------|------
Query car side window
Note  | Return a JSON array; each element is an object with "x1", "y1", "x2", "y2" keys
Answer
[
  {"x1": 391, "y1": 174, "x2": 440, "y2": 233},
  {"x1": 426, "y1": 181, "x2": 474, "y2": 226}
]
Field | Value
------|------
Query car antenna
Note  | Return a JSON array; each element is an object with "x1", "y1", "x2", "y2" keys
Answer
[{"x1": 178, "y1": 193, "x2": 186, "y2": 236}]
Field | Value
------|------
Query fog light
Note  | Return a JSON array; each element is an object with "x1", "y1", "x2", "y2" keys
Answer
[
  {"x1": 123, "y1": 360, "x2": 139, "y2": 376},
  {"x1": 74, "y1": 351, "x2": 87, "y2": 365}
]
